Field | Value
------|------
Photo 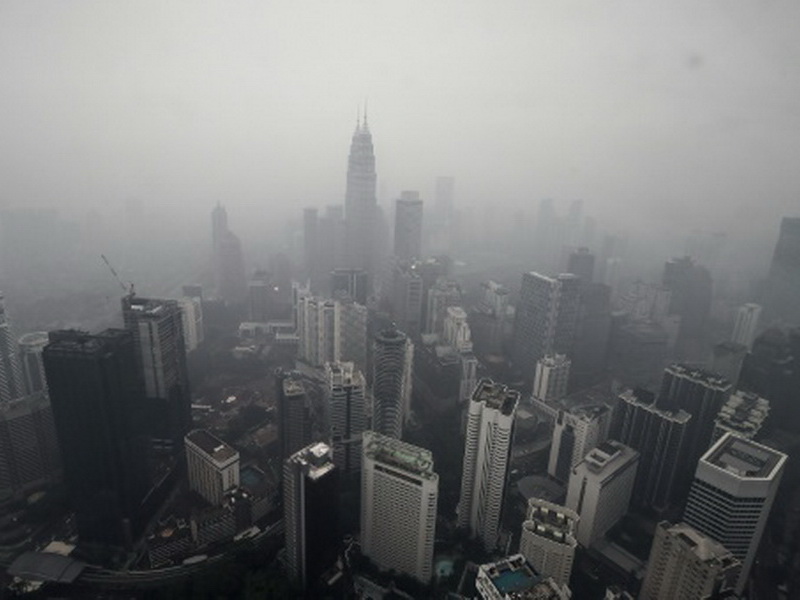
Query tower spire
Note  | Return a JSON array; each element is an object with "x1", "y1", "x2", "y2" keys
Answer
[{"x1": 363, "y1": 97, "x2": 369, "y2": 128}]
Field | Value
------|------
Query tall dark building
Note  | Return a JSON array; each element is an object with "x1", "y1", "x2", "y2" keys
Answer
[
  {"x1": 372, "y1": 328, "x2": 413, "y2": 440},
  {"x1": 764, "y1": 217, "x2": 800, "y2": 325},
  {"x1": 277, "y1": 370, "x2": 312, "y2": 460},
  {"x1": 331, "y1": 268, "x2": 368, "y2": 305},
  {"x1": 344, "y1": 115, "x2": 378, "y2": 277},
  {"x1": 43, "y1": 329, "x2": 151, "y2": 549},
  {"x1": 211, "y1": 204, "x2": 247, "y2": 305},
  {"x1": 662, "y1": 257, "x2": 712, "y2": 358},
  {"x1": 512, "y1": 272, "x2": 580, "y2": 383},
  {"x1": 0, "y1": 294, "x2": 24, "y2": 404},
  {"x1": 122, "y1": 296, "x2": 190, "y2": 452},
  {"x1": 567, "y1": 247, "x2": 595, "y2": 286},
  {"x1": 394, "y1": 191, "x2": 424, "y2": 262},
  {"x1": 284, "y1": 442, "x2": 339, "y2": 591}
]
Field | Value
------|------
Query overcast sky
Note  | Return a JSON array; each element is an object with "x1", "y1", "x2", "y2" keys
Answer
[{"x1": 1, "y1": 1, "x2": 798, "y2": 240}]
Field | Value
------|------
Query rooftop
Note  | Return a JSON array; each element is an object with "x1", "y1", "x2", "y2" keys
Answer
[
  {"x1": 364, "y1": 431, "x2": 436, "y2": 478},
  {"x1": 282, "y1": 376, "x2": 305, "y2": 397},
  {"x1": 705, "y1": 433, "x2": 786, "y2": 479},
  {"x1": 663, "y1": 522, "x2": 739, "y2": 566},
  {"x1": 124, "y1": 296, "x2": 178, "y2": 317},
  {"x1": 473, "y1": 378, "x2": 520, "y2": 416},
  {"x1": 478, "y1": 554, "x2": 563, "y2": 599},
  {"x1": 288, "y1": 442, "x2": 335, "y2": 481},
  {"x1": 523, "y1": 499, "x2": 578, "y2": 545},
  {"x1": 186, "y1": 429, "x2": 238, "y2": 463},
  {"x1": 582, "y1": 440, "x2": 639, "y2": 476}
]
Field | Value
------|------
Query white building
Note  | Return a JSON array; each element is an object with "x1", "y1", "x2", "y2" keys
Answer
[
  {"x1": 458, "y1": 379, "x2": 520, "y2": 550},
  {"x1": 533, "y1": 354, "x2": 571, "y2": 404},
  {"x1": 361, "y1": 431, "x2": 438, "y2": 583},
  {"x1": 683, "y1": 432, "x2": 787, "y2": 595},
  {"x1": 185, "y1": 429, "x2": 240, "y2": 506},
  {"x1": 17, "y1": 331, "x2": 49, "y2": 395},
  {"x1": 547, "y1": 403, "x2": 612, "y2": 483},
  {"x1": 325, "y1": 361, "x2": 366, "y2": 474},
  {"x1": 640, "y1": 521, "x2": 740, "y2": 600},
  {"x1": 476, "y1": 554, "x2": 571, "y2": 600},
  {"x1": 443, "y1": 306, "x2": 472, "y2": 352},
  {"x1": 712, "y1": 390, "x2": 769, "y2": 444},
  {"x1": 565, "y1": 440, "x2": 639, "y2": 548},
  {"x1": 519, "y1": 498, "x2": 578, "y2": 587},
  {"x1": 731, "y1": 302, "x2": 761, "y2": 350},
  {"x1": 425, "y1": 279, "x2": 461, "y2": 335},
  {"x1": 296, "y1": 295, "x2": 367, "y2": 373},
  {"x1": 179, "y1": 295, "x2": 204, "y2": 352}
]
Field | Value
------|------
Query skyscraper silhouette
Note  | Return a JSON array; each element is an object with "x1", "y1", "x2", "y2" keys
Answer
[
  {"x1": 344, "y1": 114, "x2": 378, "y2": 277},
  {"x1": 0, "y1": 294, "x2": 24, "y2": 404},
  {"x1": 372, "y1": 328, "x2": 413, "y2": 440}
]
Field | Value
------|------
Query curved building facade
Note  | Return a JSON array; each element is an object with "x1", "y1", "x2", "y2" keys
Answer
[{"x1": 372, "y1": 328, "x2": 413, "y2": 440}]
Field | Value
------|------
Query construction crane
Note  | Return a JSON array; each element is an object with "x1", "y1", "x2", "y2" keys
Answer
[{"x1": 100, "y1": 254, "x2": 135, "y2": 297}]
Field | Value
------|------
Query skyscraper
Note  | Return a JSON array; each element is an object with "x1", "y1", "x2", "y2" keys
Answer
[
  {"x1": 386, "y1": 260, "x2": 424, "y2": 339},
  {"x1": 296, "y1": 296, "x2": 339, "y2": 367},
  {"x1": 372, "y1": 328, "x2": 413, "y2": 440},
  {"x1": 712, "y1": 390, "x2": 769, "y2": 443},
  {"x1": 330, "y1": 268, "x2": 368, "y2": 305},
  {"x1": 640, "y1": 521, "x2": 740, "y2": 600},
  {"x1": 122, "y1": 295, "x2": 191, "y2": 451},
  {"x1": 394, "y1": 191, "x2": 424, "y2": 262},
  {"x1": 43, "y1": 329, "x2": 151, "y2": 549},
  {"x1": 17, "y1": 331, "x2": 49, "y2": 396},
  {"x1": 211, "y1": 205, "x2": 247, "y2": 305},
  {"x1": 344, "y1": 115, "x2": 378, "y2": 277},
  {"x1": 567, "y1": 247, "x2": 595, "y2": 285},
  {"x1": 731, "y1": 303, "x2": 762, "y2": 350},
  {"x1": 325, "y1": 362, "x2": 367, "y2": 475},
  {"x1": 662, "y1": 257, "x2": 712, "y2": 358},
  {"x1": 764, "y1": 217, "x2": 800, "y2": 325},
  {"x1": 565, "y1": 440, "x2": 639, "y2": 548},
  {"x1": 683, "y1": 433, "x2": 786, "y2": 595},
  {"x1": 512, "y1": 273, "x2": 580, "y2": 383},
  {"x1": 519, "y1": 498, "x2": 578, "y2": 587},
  {"x1": 458, "y1": 378, "x2": 519, "y2": 550},
  {"x1": 277, "y1": 370, "x2": 312, "y2": 461},
  {"x1": 0, "y1": 294, "x2": 23, "y2": 404},
  {"x1": 548, "y1": 403, "x2": 612, "y2": 484},
  {"x1": 533, "y1": 354, "x2": 571, "y2": 404},
  {"x1": 425, "y1": 278, "x2": 461, "y2": 335},
  {"x1": 185, "y1": 429, "x2": 240, "y2": 506},
  {"x1": 617, "y1": 388, "x2": 691, "y2": 512},
  {"x1": 361, "y1": 431, "x2": 438, "y2": 582},
  {"x1": 284, "y1": 442, "x2": 339, "y2": 591}
]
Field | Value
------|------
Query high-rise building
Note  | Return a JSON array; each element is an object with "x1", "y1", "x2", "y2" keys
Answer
[
  {"x1": 662, "y1": 257, "x2": 712, "y2": 358},
  {"x1": 711, "y1": 341, "x2": 747, "y2": 386},
  {"x1": 386, "y1": 260, "x2": 424, "y2": 339},
  {"x1": 567, "y1": 247, "x2": 595, "y2": 285},
  {"x1": 425, "y1": 279, "x2": 461, "y2": 335},
  {"x1": 764, "y1": 217, "x2": 800, "y2": 325},
  {"x1": 0, "y1": 392, "x2": 61, "y2": 500},
  {"x1": 476, "y1": 555, "x2": 571, "y2": 600},
  {"x1": 570, "y1": 282, "x2": 612, "y2": 390},
  {"x1": 43, "y1": 329, "x2": 151, "y2": 548},
  {"x1": 548, "y1": 403, "x2": 612, "y2": 484},
  {"x1": 566, "y1": 440, "x2": 639, "y2": 548},
  {"x1": 731, "y1": 303, "x2": 762, "y2": 350},
  {"x1": 712, "y1": 390, "x2": 769, "y2": 443},
  {"x1": 519, "y1": 499, "x2": 578, "y2": 587},
  {"x1": 122, "y1": 295, "x2": 190, "y2": 451},
  {"x1": 394, "y1": 191, "x2": 424, "y2": 262},
  {"x1": 331, "y1": 268, "x2": 368, "y2": 305},
  {"x1": 344, "y1": 115, "x2": 378, "y2": 276},
  {"x1": 179, "y1": 296, "x2": 204, "y2": 352},
  {"x1": 533, "y1": 355, "x2": 571, "y2": 404},
  {"x1": 17, "y1": 331, "x2": 49, "y2": 396},
  {"x1": 297, "y1": 296, "x2": 339, "y2": 367},
  {"x1": 372, "y1": 328, "x2": 413, "y2": 440},
  {"x1": 617, "y1": 389, "x2": 691, "y2": 512},
  {"x1": 361, "y1": 431, "x2": 438, "y2": 583},
  {"x1": 683, "y1": 433, "x2": 787, "y2": 595},
  {"x1": 185, "y1": 429, "x2": 240, "y2": 506},
  {"x1": 325, "y1": 362, "x2": 367, "y2": 474},
  {"x1": 246, "y1": 270, "x2": 273, "y2": 323},
  {"x1": 0, "y1": 294, "x2": 23, "y2": 404},
  {"x1": 211, "y1": 205, "x2": 247, "y2": 305},
  {"x1": 303, "y1": 207, "x2": 320, "y2": 281},
  {"x1": 277, "y1": 371, "x2": 312, "y2": 461},
  {"x1": 284, "y1": 442, "x2": 339, "y2": 591},
  {"x1": 640, "y1": 521, "x2": 740, "y2": 600},
  {"x1": 512, "y1": 273, "x2": 580, "y2": 382},
  {"x1": 658, "y1": 364, "x2": 732, "y2": 493},
  {"x1": 458, "y1": 379, "x2": 519, "y2": 549}
]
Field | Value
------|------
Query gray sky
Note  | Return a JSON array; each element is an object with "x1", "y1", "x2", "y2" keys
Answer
[{"x1": 1, "y1": 1, "x2": 798, "y2": 240}]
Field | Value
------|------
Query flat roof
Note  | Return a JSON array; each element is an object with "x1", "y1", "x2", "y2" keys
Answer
[
  {"x1": 473, "y1": 378, "x2": 519, "y2": 416},
  {"x1": 364, "y1": 431, "x2": 435, "y2": 478},
  {"x1": 479, "y1": 555, "x2": 541, "y2": 595},
  {"x1": 186, "y1": 429, "x2": 238, "y2": 462},
  {"x1": 288, "y1": 442, "x2": 335, "y2": 481},
  {"x1": 705, "y1": 433, "x2": 786, "y2": 479},
  {"x1": 282, "y1": 377, "x2": 305, "y2": 397}
]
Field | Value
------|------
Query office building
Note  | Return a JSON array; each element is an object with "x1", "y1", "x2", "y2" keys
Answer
[
  {"x1": 122, "y1": 295, "x2": 191, "y2": 451},
  {"x1": 386, "y1": 260, "x2": 424, "y2": 339},
  {"x1": 607, "y1": 317, "x2": 669, "y2": 389},
  {"x1": 512, "y1": 273, "x2": 580, "y2": 382},
  {"x1": 533, "y1": 355, "x2": 571, "y2": 404},
  {"x1": 344, "y1": 114, "x2": 378, "y2": 276},
  {"x1": 662, "y1": 257, "x2": 712, "y2": 357},
  {"x1": 548, "y1": 403, "x2": 612, "y2": 484},
  {"x1": 211, "y1": 205, "x2": 247, "y2": 305},
  {"x1": 0, "y1": 294, "x2": 23, "y2": 404},
  {"x1": 372, "y1": 328, "x2": 413, "y2": 439},
  {"x1": 179, "y1": 295, "x2": 204, "y2": 352},
  {"x1": 425, "y1": 279, "x2": 461, "y2": 336},
  {"x1": 0, "y1": 392, "x2": 61, "y2": 500},
  {"x1": 296, "y1": 296, "x2": 339, "y2": 367},
  {"x1": 711, "y1": 341, "x2": 747, "y2": 387},
  {"x1": 277, "y1": 371, "x2": 312, "y2": 461},
  {"x1": 712, "y1": 390, "x2": 769, "y2": 443},
  {"x1": 764, "y1": 217, "x2": 800, "y2": 324},
  {"x1": 683, "y1": 433, "x2": 786, "y2": 595},
  {"x1": 246, "y1": 270, "x2": 273, "y2": 323},
  {"x1": 394, "y1": 191, "x2": 424, "y2": 262},
  {"x1": 325, "y1": 362, "x2": 367, "y2": 474},
  {"x1": 640, "y1": 521, "x2": 740, "y2": 600},
  {"x1": 331, "y1": 268, "x2": 368, "y2": 305},
  {"x1": 339, "y1": 298, "x2": 368, "y2": 376},
  {"x1": 519, "y1": 499, "x2": 578, "y2": 586},
  {"x1": 566, "y1": 440, "x2": 639, "y2": 548},
  {"x1": 570, "y1": 282, "x2": 612, "y2": 389},
  {"x1": 361, "y1": 431, "x2": 438, "y2": 582},
  {"x1": 185, "y1": 429, "x2": 240, "y2": 506},
  {"x1": 284, "y1": 442, "x2": 338, "y2": 591},
  {"x1": 617, "y1": 389, "x2": 691, "y2": 512},
  {"x1": 43, "y1": 329, "x2": 151, "y2": 548},
  {"x1": 731, "y1": 303, "x2": 762, "y2": 350},
  {"x1": 458, "y1": 379, "x2": 519, "y2": 549},
  {"x1": 476, "y1": 555, "x2": 571, "y2": 600},
  {"x1": 567, "y1": 247, "x2": 595, "y2": 285},
  {"x1": 18, "y1": 331, "x2": 49, "y2": 395}
]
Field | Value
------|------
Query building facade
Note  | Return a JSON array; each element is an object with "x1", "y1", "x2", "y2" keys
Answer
[
  {"x1": 372, "y1": 328, "x2": 413, "y2": 440},
  {"x1": 394, "y1": 191, "x2": 424, "y2": 262},
  {"x1": 519, "y1": 498, "x2": 578, "y2": 586},
  {"x1": 325, "y1": 362, "x2": 367, "y2": 474},
  {"x1": 185, "y1": 429, "x2": 240, "y2": 506}
]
